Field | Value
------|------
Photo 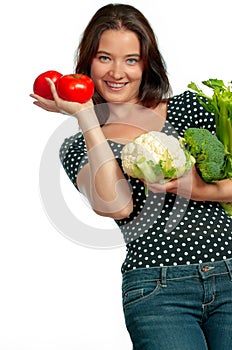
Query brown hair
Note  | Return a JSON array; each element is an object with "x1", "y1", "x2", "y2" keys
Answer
[{"x1": 75, "y1": 3, "x2": 171, "y2": 107}]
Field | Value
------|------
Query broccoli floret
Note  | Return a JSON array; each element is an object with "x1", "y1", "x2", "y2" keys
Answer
[{"x1": 183, "y1": 128, "x2": 226, "y2": 182}]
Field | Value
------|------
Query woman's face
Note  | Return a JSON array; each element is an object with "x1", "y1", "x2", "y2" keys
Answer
[{"x1": 90, "y1": 29, "x2": 144, "y2": 104}]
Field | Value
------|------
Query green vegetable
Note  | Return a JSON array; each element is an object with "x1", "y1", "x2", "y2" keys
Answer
[
  {"x1": 188, "y1": 79, "x2": 232, "y2": 215},
  {"x1": 182, "y1": 128, "x2": 226, "y2": 183}
]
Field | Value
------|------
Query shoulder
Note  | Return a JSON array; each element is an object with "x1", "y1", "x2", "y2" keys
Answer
[
  {"x1": 169, "y1": 90, "x2": 213, "y2": 114},
  {"x1": 168, "y1": 90, "x2": 197, "y2": 106},
  {"x1": 168, "y1": 90, "x2": 215, "y2": 131},
  {"x1": 59, "y1": 131, "x2": 88, "y2": 189},
  {"x1": 167, "y1": 90, "x2": 199, "y2": 120},
  {"x1": 59, "y1": 132, "x2": 86, "y2": 162}
]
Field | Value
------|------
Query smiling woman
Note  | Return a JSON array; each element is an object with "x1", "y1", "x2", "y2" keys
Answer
[{"x1": 30, "y1": 3, "x2": 232, "y2": 350}]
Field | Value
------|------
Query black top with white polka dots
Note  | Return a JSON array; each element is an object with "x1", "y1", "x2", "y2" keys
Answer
[{"x1": 60, "y1": 91, "x2": 232, "y2": 273}]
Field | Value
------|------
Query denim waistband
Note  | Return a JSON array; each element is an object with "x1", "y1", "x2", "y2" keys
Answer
[{"x1": 122, "y1": 259, "x2": 232, "y2": 287}]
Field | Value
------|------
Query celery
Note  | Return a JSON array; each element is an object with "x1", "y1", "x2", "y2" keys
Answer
[{"x1": 188, "y1": 79, "x2": 232, "y2": 216}]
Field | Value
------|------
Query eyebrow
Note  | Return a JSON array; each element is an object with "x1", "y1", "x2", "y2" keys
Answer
[{"x1": 96, "y1": 50, "x2": 141, "y2": 58}]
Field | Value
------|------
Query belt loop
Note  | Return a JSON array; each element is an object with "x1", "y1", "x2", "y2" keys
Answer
[
  {"x1": 160, "y1": 266, "x2": 168, "y2": 287},
  {"x1": 225, "y1": 259, "x2": 232, "y2": 281}
]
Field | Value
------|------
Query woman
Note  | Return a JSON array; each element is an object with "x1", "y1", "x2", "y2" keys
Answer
[{"x1": 30, "y1": 4, "x2": 232, "y2": 349}]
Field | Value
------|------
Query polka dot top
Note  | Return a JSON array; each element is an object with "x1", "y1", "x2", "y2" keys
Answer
[{"x1": 60, "y1": 91, "x2": 232, "y2": 273}]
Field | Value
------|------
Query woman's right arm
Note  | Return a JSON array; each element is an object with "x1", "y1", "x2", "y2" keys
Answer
[
  {"x1": 76, "y1": 108, "x2": 133, "y2": 219},
  {"x1": 31, "y1": 78, "x2": 133, "y2": 219}
]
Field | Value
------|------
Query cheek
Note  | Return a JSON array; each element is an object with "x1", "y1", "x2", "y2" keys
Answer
[
  {"x1": 90, "y1": 62, "x2": 104, "y2": 81},
  {"x1": 134, "y1": 63, "x2": 144, "y2": 82},
  {"x1": 128, "y1": 67, "x2": 143, "y2": 83},
  {"x1": 136, "y1": 68, "x2": 144, "y2": 81}
]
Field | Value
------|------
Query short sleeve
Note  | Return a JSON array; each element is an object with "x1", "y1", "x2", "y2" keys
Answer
[
  {"x1": 59, "y1": 132, "x2": 88, "y2": 189},
  {"x1": 186, "y1": 91, "x2": 216, "y2": 132},
  {"x1": 167, "y1": 91, "x2": 216, "y2": 137}
]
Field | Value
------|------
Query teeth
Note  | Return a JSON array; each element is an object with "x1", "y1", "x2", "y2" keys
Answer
[{"x1": 107, "y1": 82, "x2": 125, "y2": 88}]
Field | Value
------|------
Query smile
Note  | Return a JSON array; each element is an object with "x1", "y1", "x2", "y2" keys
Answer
[{"x1": 106, "y1": 81, "x2": 127, "y2": 89}]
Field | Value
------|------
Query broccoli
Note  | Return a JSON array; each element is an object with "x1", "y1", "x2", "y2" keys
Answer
[{"x1": 183, "y1": 128, "x2": 226, "y2": 183}]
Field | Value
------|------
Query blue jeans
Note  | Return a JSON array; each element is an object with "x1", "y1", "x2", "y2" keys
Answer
[{"x1": 122, "y1": 259, "x2": 232, "y2": 350}]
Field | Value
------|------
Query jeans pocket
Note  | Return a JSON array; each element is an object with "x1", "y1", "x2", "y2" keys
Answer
[{"x1": 122, "y1": 280, "x2": 161, "y2": 309}]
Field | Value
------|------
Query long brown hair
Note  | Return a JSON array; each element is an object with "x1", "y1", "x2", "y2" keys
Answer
[{"x1": 75, "y1": 3, "x2": 171, "y2": 108}]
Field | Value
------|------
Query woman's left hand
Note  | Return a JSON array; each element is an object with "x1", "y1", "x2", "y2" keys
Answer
[{"x1": 143, "y1": 166, "x2": 214, "y2": 201}]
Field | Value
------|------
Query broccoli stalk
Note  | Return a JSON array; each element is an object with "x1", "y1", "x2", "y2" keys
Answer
[{"x1": 188, "y1": 79, "x2": 232, "y2": 215}]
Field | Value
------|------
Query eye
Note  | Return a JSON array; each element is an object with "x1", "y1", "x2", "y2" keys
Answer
[
  {"x1": 99, "y1": 55, "x2": 110, "y2": 62},
  {"x1": 127, "y1": 58, "x2": 138, "y2": 65}
]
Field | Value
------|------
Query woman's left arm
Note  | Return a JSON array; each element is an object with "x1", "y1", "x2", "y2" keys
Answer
[{"x1": 144, "y1": 166, "x2": 232, "y2": 202}]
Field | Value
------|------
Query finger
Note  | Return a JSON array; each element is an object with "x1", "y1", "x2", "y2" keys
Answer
[
  {"x1": 29, "y1": 93, "x2": 37, "y2": 99},
  {"x1": 30, "y1": 93, "x2": 50, "y2": 104},
  {"x1": 146, "y1": 181, "x2": 167, "y2": 193},
  {"x1": 45, "y1": 78, "x2": 60, "y2": 101},
  {"x1": 32, "y1": 100, "x2": 59, "y2": 113},
  {"x1": 33, "y1": 100, "x2": 52, "y2": 111},
  {"x1": 30, "y1": 93, "x2": 44, "y2": 101}
]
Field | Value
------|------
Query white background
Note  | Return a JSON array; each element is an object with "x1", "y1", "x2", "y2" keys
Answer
[{"x1": 1, "y1": 0, "x2": 231, "y2": 349}]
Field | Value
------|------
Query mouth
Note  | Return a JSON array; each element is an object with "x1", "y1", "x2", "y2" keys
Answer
[{"x1": 105, "y1": 81, "x2": 128, "y2": 90}]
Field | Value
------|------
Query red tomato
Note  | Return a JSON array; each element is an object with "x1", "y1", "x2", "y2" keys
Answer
[
  {"x1": 33, "y1": 70, "x2": 63, "y2": 100},
  {"x1": 56, "y1": 74, "x2": 94, "y2": 103}
]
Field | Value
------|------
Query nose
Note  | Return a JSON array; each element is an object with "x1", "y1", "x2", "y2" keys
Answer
[{"x1": 108, "y1": 62, "x2": 125, "y2": 80}]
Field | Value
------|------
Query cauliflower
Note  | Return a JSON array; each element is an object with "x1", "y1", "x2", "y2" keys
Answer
[{"x1": 121, "y1": 131, "x2": 195, "y2": 184}]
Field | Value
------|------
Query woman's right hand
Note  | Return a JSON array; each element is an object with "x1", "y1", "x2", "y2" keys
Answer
[{"x1": 30, "y1": 78, "x2": 94, "y2": 116}]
